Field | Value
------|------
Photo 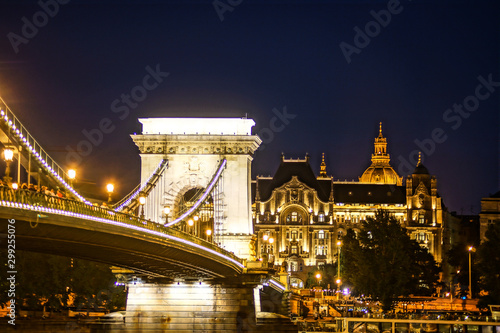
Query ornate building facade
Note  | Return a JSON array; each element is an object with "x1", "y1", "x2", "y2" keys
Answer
[{"x1": 252, "y1": 124, "x2": 446, "y2": 286}]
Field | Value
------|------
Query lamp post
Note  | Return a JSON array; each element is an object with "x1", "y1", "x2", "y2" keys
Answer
[
  {"x1": 106, "y1": 183, "x2": 114, "y2": 203},
  {"x1": 163, "y1": 206, "x2": 170, "y2": 225},
  {"x1": 187, "y1": 218, "x2": 194, "y2": 235},
  {"x1": 68, "y1": 169, "x2": 76, "y2": 186},
  {"x1": 315, "y1": 273, "x2": 322, "y2": 287},
  {"x1": 262, "y1": 234, "x2": 274, "y2": 266},
  {"x1": 3, "y1": 148, "x2": 13, "y2": 185},
  {"x1": 138, "y1": 193, "x2": 146, "y2": 219},
  {"x1": 337, "y1": 241, "x2": 342, "y2": 300},
  {"x1": 268, "y1": 236, "x2": 275, "y2": 264},
  {"x1": 206, "y1": 229, "x2": 212, "y2": 242},
  {"x1": 193, "y1": 215, "x2": 199, "y2": 236},
  {"x1": 468, "y1": 246, "x2": 475, "y2": 299}
]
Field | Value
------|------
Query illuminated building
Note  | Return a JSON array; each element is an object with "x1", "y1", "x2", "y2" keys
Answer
[{"x1": 252, "y1": 123, "x2": 447, "y2": 285}]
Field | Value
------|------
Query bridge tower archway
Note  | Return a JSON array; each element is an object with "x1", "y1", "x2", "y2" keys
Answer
[{"x1": 132, "y1": 118, "x2": 261, "y2": 259}]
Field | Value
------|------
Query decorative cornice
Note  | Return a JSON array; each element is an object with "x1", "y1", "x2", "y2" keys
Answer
[{"x1": 131, "y1": 134, "x2": 261, "y2": 155}]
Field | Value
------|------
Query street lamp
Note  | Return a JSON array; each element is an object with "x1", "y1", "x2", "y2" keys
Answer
[
  {"x1": 268, "y1": 236, "x2": 275, "y2": 264},
  {"x1": 68, "y1": 169, "x2": 76, "y2": 187},
  {"x1": 468, "y1": 246, "x2": 476, "y2": 299},
  {"x1": 3, "y1": 148, "x2": 13, "y2": 185},
  {"x1": 206, "y1": 229, "x2": 212, "y2": 242},
  {"x1": 106, "y1": 183, "x2": 114, "y2": 203},
  {"x1": 315, "y1": 273, "x2": 322, "y2": 287},
  {"x1": 337, "y1": 241, "x2": 342, "y2": 285},
  {"x1": 138, "y1": 193, "x2": 146, "y2": 219},
  {"x1": 163, "y1": 206, "x2": 170, "y2": 225},
  {"x1": 188, "y1": 218, "x2": 194, "y2": 234},
  {"x1": 262, "y1": 234, "x2": 274, "y2": 266}
]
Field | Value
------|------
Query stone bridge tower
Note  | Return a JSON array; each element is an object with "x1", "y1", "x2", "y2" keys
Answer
[{"x1": 131, "y1": 118, "x2": 261, "y2": 259}]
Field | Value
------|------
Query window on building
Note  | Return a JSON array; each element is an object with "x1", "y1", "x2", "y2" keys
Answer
[
  {"x1": 299, "y1": 232, "x2": 303, "y2": 239},
  {"x1": 291, "y1": 230, "x2": 298, "y2": 240},
  {"x1": 418, "y1": 232, "x2": 426, "y2": 241},
  {"x1": 291, "y1": 245, "x2": 298, "y2": 254},
  {"x1": 291, "y1": 212, "x2": 298, "y2": 222},
  {"x1": 419, "y1": 214, "x2": 425, "y2": 224},
  {"x1": 319, "y1": 213, "x2": 325, "y2": 222},
  {"x1": 318, "y1": 230, "x2": 325, "y2": 239}
]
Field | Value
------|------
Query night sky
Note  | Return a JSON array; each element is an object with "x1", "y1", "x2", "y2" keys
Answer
[{"x1": 0, "y1": 0, "x2": 498, "y2": 214}]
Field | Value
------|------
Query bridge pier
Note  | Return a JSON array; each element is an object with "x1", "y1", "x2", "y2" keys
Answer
[{"x1": 126, "y1": 281, "x2": 257, "y2": 332}]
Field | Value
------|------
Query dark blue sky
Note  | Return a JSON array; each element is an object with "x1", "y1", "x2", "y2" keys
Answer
[{"x1": 0, "y1": 0, "x2": 498, "y2": 214}]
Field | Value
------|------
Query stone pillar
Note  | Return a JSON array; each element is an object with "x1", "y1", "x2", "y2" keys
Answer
[
  {"x1": 131, "y1": 118, "x2": 261, "y2": 259},
  {"x1": 126, "y1": 282, "x2": 257, "y2": 332}
]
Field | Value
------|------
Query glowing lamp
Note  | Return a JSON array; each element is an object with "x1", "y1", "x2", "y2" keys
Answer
[
  {"x1": 3, "y1": 148, "x2": 13, "y2": 161},
  {"x1": 188, "y1": 219, "x2": 194, "y2": 226},
  {"x1": 206, "y1": 229, "x2": 212, "y2": 236},
  {"x1": 164, "y1": 206, "x2": 170, "y2": 215},
  {"x1": 68, "y1": 169, "x2": 76, "y2": 180},
  {"x1": 263, "y1": 234, "x2": 269, "y2": 241},
  {"x1": 11, "y1": 183, "x2": 18, "y2": 190},
  {"x1": 269, "y1": 237, "x2": 274, "y2": 244},
  {"x1": 139, "y1": 196, "x2": 146, "y2": 205},
  {"x1": 106, "y1": 183, "x2": 114, "y2": 193}
]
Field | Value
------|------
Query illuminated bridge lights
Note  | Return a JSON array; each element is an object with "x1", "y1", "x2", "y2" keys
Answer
[
  {"x1": 0, "y1": 197, "x2": 244, "y2": 270},
  {"x1": 115, "y1": 160, "x2": 166, "y2": 212},
  {"x1": 0, "y1": 107, "x2": 89, "y2": 204}
]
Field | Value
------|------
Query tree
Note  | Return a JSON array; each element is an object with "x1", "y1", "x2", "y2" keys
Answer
[
  {"x1": 476, "y1": 221, "x2": 500, "y2": 310},
  {"x1": 0, "y1": 250, "x2": 126, "y2": 313},
  {"x1": 341, "y1": 210, "x2": 440, "y2": 312}
]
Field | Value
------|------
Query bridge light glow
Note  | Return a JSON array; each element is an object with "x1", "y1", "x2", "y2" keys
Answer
[
  {"x1": 3, "y1": 148, "x2": 13, "y2": 161},
  {"x1": 68, "y1": 169, "x2": 76, "y2": 180},
  {"x1": 107, "y1": 183, "x2": 114, "y2": 193},
  {"x1": 188, "y1": 219, "x2": 194, "y2": 226},
  {"x1": 206, "y1": 229, "x2": 212, "y2": 236},
  {"x1": 139, "y1": 195, "x2": 146, "y2": 205}
]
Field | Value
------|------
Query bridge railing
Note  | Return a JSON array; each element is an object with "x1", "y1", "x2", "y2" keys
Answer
[
  {"x1": 0, "y1": 98, "x2": 88, "y2": 203},
  {"x1": 0, "y1": 187, "x2": 244, "y2": 266}
]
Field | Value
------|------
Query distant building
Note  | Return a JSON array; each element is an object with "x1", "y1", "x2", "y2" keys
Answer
[
  {"x1": 252, "y1": 123, "x2": 448, "y2": 287},
  {"x1": 479, "y1": 191, "x2": 500, "y2": 241}
]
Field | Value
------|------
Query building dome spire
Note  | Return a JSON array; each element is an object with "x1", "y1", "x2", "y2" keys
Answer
[
  {"x1": 319, "y1": 152, "x2": 327, "y2": 177},
  {"x1": 359, "y1": 122, "x2": 402, "y2": 185}
]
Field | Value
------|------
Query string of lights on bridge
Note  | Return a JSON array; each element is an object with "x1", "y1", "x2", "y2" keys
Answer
[
  {"x1": 0, "y1": 198, "x2": 245, "y2": 270},
  {"x1": 0, "y1": 109, "x2": 89, "y2": 204}
]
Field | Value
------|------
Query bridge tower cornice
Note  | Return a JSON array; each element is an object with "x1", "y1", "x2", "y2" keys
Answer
[{"x1": 131, "y1": 133, "x2": 261, "y2": 156}]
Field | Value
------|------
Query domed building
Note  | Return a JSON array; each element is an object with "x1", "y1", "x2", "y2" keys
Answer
[
  {"x1": 252, "y1": 123, "x2": 450, "y2": 288},
  {"x1": 359, "y1": 123, "x2": 403, "y2": 185}
]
